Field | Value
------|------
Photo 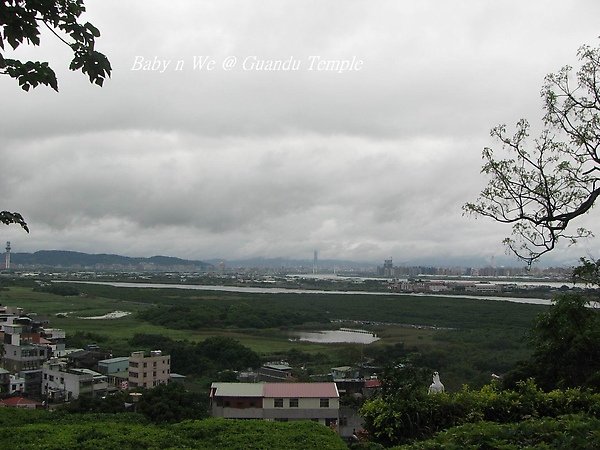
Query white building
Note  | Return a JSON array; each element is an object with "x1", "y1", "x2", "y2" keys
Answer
[
  {"x1": 41, "y1": 359, "x2": 108, "y2": 401},
  {"x1": 210, "y1": 382, "x2": 339, "y2": 427},
  {"x1": 8, "y1": 374, "x2": 26, "y2": 395}
]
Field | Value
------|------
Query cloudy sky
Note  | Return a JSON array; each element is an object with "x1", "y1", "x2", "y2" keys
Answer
[{"x1": 2, "y1": 0, "x2": 600, "y2": 267}]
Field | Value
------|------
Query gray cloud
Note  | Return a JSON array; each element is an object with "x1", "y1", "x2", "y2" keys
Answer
[{"x1": 1, "y1": 0, "x2": 599, "y2": 265}]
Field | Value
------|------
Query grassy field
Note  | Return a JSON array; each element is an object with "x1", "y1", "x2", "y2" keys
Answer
[{"x1": 0, "y1": 282, "x2": 549, "y2": 389}]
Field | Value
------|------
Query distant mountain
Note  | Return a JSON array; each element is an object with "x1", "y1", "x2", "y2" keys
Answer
[{"x1": 10, "y1": 250, "x2": 213, "y2": 272}]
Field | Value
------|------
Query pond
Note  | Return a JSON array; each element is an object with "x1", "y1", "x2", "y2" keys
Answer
[{"x1": 291, "y1": 328, "x2": 380, "y2": 344}]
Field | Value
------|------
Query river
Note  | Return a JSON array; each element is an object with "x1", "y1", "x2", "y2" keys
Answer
[{"x1": 62, "y1": 280, "x2": 554, "y2": 306}]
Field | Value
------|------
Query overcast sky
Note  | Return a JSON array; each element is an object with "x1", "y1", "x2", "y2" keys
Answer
[{"x1": 1, "y1": 1, "x2": 600, "y2": 267}]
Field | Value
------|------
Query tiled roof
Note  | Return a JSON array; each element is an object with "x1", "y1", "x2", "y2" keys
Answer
[
  {"x1": 364, "y1": 379, "x2": 381, "y2": 388},
  {"x1": 0, "y1": 397, "x2": 42, "y2": 407},
  {"x1": 263, "y1": 382, "x2": 338, "y2": 398}
]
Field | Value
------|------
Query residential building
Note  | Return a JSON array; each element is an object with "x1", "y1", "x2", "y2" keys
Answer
[
  {"x1": 2, "y1": 324, "x2": 51, "y2": 372},
  {"x1": 210, "y1": 382, "x2": 339, "y2": 426},
  {"x1": 40, "y1": 328, "x2": 66, "y2": 356},
  {"x1": 257, "y1": 362, "x2": 294, "y2": 382},
  {"x1": 0, "y1": 368, "x2": 9, "y2": 394},
  {"x1": 41, "y1": 359, "x2": 108, "y2": 401},
  {"x1": 128, "y1": 350, "x2": 170, "y2": 388},
  {"x1": 66, "y1": 348, "x2": 112, "y2": 370},
  {"x1": 8, "y1": 374, "x2": 26, "y2": 395},
  {"x1": 98, "y1": 356, "x2": 129, "y2": 375},
  {"x1": 331, "y1": 366, "x2": 363, "y2": 395},
  {"x1": 18, "y1": 369, "x2": 43, "y2": 397},
  {"x1": 0, "y1": 396, "x2": 42, "y2": 409}
]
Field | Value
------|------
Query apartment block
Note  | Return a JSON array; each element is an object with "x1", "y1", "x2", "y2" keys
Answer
[{"x1": 128, "y1": 350, "x2": 170, "y2": 388}]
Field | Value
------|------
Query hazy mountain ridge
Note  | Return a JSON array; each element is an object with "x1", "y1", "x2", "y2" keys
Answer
[{"x1": 9, "y1": 250, "x2": 213, "y2": 271}]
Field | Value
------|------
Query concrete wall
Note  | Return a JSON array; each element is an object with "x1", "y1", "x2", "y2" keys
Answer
[{"x1": 263, "y1": 397, "x2": 339, "y2": 410}]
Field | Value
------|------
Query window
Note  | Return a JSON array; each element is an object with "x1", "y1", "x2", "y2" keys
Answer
[
  {"x1": 289, "y1": 398, "x2": 299, "y2": 407},
  {"x1": 320, "y1": 398, "x2": 329, "y2": 408},
  {"x1": 274, "y1": 398, "x2": 283, "y2": 408}
]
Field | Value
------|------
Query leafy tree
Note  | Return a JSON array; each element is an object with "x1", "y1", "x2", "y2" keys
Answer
[
  {"x1": 128, "y1": 334, "x2": 261, "y2": 377},
  {"x1": 464, "y1": 43, "x2": 600, "y2": 267},
  {"x1": 361, "y1": 378, "x2": 600, "y2": 447},
  {"x1": 0, "y1": 211, "x2": 28, "y2": 232},
  {"x1": 397, "y1": 414, "x2": 600, "y2": 450},
  {"x1": 0, "y1": 0, "x2": 111, "y2": 91},
  {"x1": 573, "y1": 257, "x2": 600, "y2": 286},
  {"x1": 135, "y1": 383, "x2": 208, "y2": 423},
  {"x1": 523, "y1": 293, "x2": 600, "y2": 391}
]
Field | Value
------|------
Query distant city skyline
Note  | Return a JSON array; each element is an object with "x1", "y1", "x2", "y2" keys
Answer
[
  {"x1": 2, "y1": 247, "x2": 581, "y2": 270},
  {"x1": 2, "y1": 1, "x2": 599, "y2": 268}
]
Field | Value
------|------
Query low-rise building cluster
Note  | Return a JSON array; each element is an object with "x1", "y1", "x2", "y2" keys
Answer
[{"x1": 0, "y1": 304, "x2": 171, "y2": 405}]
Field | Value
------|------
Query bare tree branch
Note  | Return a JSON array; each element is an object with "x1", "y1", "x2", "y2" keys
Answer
[{"x1": 464, "y1": 43, "x2": 600, "y2": 267}]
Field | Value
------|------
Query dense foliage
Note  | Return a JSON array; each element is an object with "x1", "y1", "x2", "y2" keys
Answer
[
  {"x1": 0, "y1": 0, "x2": 111, "y2": 91},
  {"x1": 395, "y1": 414, "x2": 600, "y2": 450},
  {"x1": 138, "y1": 301, "x2": 329, "y2": 330},
  {"x1": 502, "y1": 293, "x2": 600, "y2": 391},
  {"x1": 129, "y1": 334, "x2": 261, "y2": 377},
  {"x1": 74, "y1": 283, "x2": 545, "y2": 331},
  {"x1": 61, "y1": 383, "x2": 209, "y2": 423},
  {"x1": 33, "y1": 283, "x2": 80, "y2": 296},
  {"x1": 0, "y1": 409, "x2": 346, "y2": 450},
  {"x1": 361, "y1": 378, "x2": 600, "y2": 446}
]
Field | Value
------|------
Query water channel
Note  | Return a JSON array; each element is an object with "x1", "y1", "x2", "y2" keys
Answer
[{"x1": 63, "y1": 280, "x2": 554, "y2": 305}]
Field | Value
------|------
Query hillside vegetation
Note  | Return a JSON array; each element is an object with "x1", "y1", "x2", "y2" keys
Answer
[{"x1": 0, "y1": 409, "x2": 345, "y2": 450}]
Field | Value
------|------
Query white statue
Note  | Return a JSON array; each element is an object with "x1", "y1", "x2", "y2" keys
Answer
[{"x1": 428, "y1": 371, "x2": 444, "y2": 394}]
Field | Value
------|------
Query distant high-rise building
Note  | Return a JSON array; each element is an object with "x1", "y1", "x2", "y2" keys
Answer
[
  {"x1": 377, "y1": 258, "x2": 395, "y2": 277},
  {"x1": 313, "y1": 250, "x2": 318, "y2": 274},
  {"x1": 4, "y1": 241, "x2": 10, "y2": 270},
  {"x1": 383, "y1": 258, "x2": 393, "y2": 278}
]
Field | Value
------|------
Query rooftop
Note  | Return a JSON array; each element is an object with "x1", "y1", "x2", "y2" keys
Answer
[
  {"x1": 98, "y1": 356, "x2": 130, "y2": 364},
  {"x1": 262, "y1": 363, "x2": 292, "y2": 371},
  {"x1": 211, "y1": 382, "x2": 264, "y2": 397},
  {"x1": 0, "y1": 396, "x2": 42, "y2": 407},
  {"x1": 264, "y1": 382, "x2": 339, "y2": 398},
  {"x1": 210, "y1": 382, "x2": 339, "y2": 398}
]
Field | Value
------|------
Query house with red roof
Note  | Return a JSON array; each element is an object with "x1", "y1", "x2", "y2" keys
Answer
[
  {"x1": 0, "y1": 396, "x2": 43, "y2": 409},
  {"x1": 210, "y1": 382, "x2": 339, "y2": 427}
]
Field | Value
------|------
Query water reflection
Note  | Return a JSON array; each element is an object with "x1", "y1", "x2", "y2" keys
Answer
[{"x1": 292, "y1": 329, "x2": 380, "y2": 344}]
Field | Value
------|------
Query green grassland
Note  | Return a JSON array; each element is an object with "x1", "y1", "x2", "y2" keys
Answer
[{"x1": 0, "y1": 283, "x2": 548, "y2": 388}]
